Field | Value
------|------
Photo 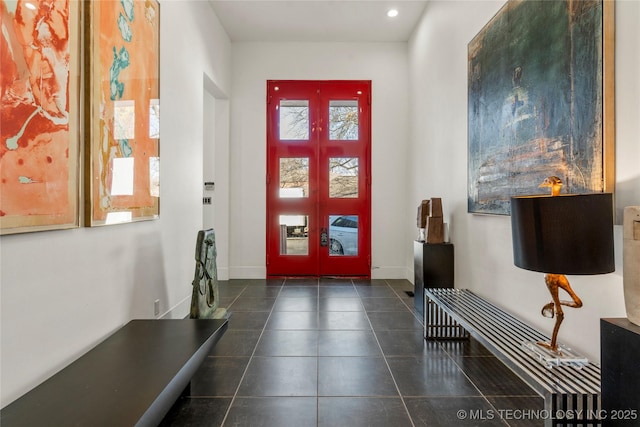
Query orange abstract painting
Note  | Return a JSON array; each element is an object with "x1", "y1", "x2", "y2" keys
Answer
[
  {"x1": 0, "y1": 0, "x2": 80, "y2": 234},
  {"x1": 86, "y1": 0, "x2": 160, "y2": 226}
]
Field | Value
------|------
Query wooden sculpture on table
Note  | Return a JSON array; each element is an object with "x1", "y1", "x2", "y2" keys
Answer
[
  {"x1": 537, "y1": 176, "x2": 583, "y2": 352},
  {"x1": 416, "y1": 200, "x2": 429, "y2": 241},
  {"x1": 426, "y1": 198, "x2": 445, "y2": 244},
  {"x1": 417, "y1": 198, "x2": 445, "y2": 243}
]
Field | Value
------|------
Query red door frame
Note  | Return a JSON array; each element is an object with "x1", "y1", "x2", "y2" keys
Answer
[{"x1": 266, "y1": 80, "x2": 371, "y2": 278}]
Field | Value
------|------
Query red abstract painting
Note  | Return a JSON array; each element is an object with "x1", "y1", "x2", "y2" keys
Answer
[
  {"x1": 86, "y1": 0, "x2": 160, "y2": 226},
  {"x1": 0, "y1": 0, "x2": 80, "y2": 233}
]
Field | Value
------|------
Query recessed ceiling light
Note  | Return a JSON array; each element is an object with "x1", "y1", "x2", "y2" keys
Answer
[
  {"x1": 24, "y1": 2, "x2": 36, "y2": 10},
  {"x1": 387, "y1": 9, "x2": 399, "y2": 18}
]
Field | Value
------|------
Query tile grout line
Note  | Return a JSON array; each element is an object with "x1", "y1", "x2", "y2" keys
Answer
[
  {"x1": 430, "y1": 295, "x2": 513, "y2": 427},
  {"x1": 361, "y1": 279, "x2": 417, "y2": 427},
  {"x1": 389, "y1": 279, "x2": 516, "y2": 426},
  {"x1": 171, "y1": 278, "x2": 539, "y2": 427},
  {"x1": 219, "y1": 279, "x2": 285, "y2": 427},
  {"x1": 445, "y1": 352, "x2": 512, "y2": 427},
  {"x1": 316, "y1": 279, "x2": 321, "y2": 427},
  {"x1": 383, "y1": 278, "x2": 425, "y2": 324},
  {"x1": 180, "y1": 279, "x2": 540, "y2": 426}
]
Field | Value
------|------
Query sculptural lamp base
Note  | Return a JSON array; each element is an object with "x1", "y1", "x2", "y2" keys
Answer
[
  {"x1": 522, "y1": 341, "x2": 588, "y2": 369},
  {"x1": 510, "y1": 193, "x2": 615, "y2": 370}
]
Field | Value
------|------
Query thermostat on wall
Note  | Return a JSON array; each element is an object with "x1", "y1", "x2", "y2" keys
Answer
[{"x1": 204, "y1": 181, "x2": 215, "y2": 191}]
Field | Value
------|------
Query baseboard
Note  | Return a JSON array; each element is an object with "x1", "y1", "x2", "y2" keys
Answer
[
  {"x1": 160, "y1": 295, "x2": 190, "y2": 319},
  {"x1": 406, "y1": 267, "x2": 414, "y2": 284},
  {"x1": 371, "y1": 266, "x2": 411, "y2": 280},
  {"x1": 229, "y1": 266, "x2": 267, "y2": 279},
  {"x1": 226, "y1": 266, "x2": 410, "y2": 280},
  {"x1": 217, "y1": 267, "x2": 230, "y2": 281}
]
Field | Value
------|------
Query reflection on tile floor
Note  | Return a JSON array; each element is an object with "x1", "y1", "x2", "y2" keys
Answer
[{"x1": 160, "y1": 279, "x2": 544, "y2": 427}]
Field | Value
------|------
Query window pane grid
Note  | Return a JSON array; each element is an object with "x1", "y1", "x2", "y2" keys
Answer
[
  {"x1": 329, "y1": 157, "x2": 358, "y2": 198},
  {"x1": 279, "y1": 215, "x2": 308, "y2": 255},
  {"x1": 329, "y1": 100, "x2": 358, "y2": 140},
  {"x1": 329, "y1": 215, "x2": 358, "y2": 256},
  {"x1": 279, "y1": 158, "x2": 309, "y2": 198},
  {"x1": 279, "y1": 100, "x2": 309, "y2": 140}
]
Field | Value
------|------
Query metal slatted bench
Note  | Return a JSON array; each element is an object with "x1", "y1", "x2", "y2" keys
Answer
[
  {"x1": 0, "y1": 319, "x2": 228, "y2": 427},
  {"x1": 425, "y1": 288, "x2": 601, "y2": 427}
]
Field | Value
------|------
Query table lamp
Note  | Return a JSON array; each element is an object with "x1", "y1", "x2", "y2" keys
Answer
[{"x1": 510, "y1": 180, "x2": 614, "y2": 356}]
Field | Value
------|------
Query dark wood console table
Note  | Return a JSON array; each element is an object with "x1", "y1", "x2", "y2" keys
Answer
[
  {"x1": 601, "y1": 318, "x2": 640, "y2": 426},
  {"x1": 413, "y1": 241, "x2": 454, "y2": 315},
  {"x1": 0, "y1": 319, "x2": 228, "y2": 427}
]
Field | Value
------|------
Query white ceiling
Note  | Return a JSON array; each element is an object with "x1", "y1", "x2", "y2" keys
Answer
[{"x1": 209, "y1": 1, "x2": 429, "y2": 43}]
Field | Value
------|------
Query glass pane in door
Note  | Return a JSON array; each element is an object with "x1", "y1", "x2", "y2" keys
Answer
[
  {"x1": 329, "y1": 157, "x2": 358, "y2": 198},
  {"x1": 329, "y1": 100, "x2": 358, "y2": 140},
  {"x1": 328, "y1": 215, "x2": 358, "y2": 256},
  {"x1": 280, "y1": 158, "x2": 309, "y2": 198},
  {"x1": 279, "y1": 215, "x2": 309, "y2": 255},
  {"x1": 280, "y1": 100, "x2": 309, "y2": 140}
]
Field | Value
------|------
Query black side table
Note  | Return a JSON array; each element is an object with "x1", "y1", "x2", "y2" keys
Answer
[
  {"x1": 601, "y1": 318, "x2": 640, "y2": 426},
  {"x1": 414, "y1": 241, "x2": 454, "y2": 315}
]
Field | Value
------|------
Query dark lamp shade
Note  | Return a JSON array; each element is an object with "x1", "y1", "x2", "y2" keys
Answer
[{"x1": 510, "y1": 193, "x2": 615, "y2": 275}]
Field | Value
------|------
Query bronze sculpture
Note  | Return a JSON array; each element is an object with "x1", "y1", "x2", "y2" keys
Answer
[{"x1": 537, "y1": 176, "x2": 583, "y2": 352}]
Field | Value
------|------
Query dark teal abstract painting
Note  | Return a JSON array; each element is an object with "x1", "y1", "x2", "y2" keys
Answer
[{"x1": 468, "y1": 0, "x2": 613, "y2": 215}]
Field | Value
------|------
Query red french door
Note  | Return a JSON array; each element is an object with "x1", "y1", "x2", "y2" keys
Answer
[{"x1": 266, "y1": 80, "x2": 371, "y2": 277}]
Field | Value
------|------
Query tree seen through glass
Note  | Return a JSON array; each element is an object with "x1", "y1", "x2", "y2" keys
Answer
[
  {"x1": 279, "y1": 99, "x2": 359, "y2": 199},
  {"x1": 329, "y1": 100, "x2": 358, "y2": 140}
]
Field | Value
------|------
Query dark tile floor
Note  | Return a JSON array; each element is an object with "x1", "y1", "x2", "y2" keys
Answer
[{"x1": 160, "y1": 279, "x2": 544, "y2": 427}]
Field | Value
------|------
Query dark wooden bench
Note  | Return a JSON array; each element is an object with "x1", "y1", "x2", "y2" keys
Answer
[
  {"x1": 0, "y1": 319, "x2": 228, "y2": 427},
  {"x1": 424, "y1": 288, "x2": 601, "y2": 427}
]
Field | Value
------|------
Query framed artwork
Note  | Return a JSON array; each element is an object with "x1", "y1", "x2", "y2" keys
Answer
[
  {"x1": 85, "y1": 0, "x2": 160, "y2": 226},
  {"x1": 468, "y1": 0, "x2": 614, "y2": 215},
  {"x1": 0, "y1": 0, "x2": 81, "y2": 234}
]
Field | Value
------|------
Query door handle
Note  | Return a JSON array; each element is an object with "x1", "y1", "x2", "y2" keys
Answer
[{"x1": 320, "y1": 228, "x2": 328, "y2": 247}]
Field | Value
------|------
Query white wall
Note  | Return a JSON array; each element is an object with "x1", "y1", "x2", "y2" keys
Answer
[
  {"x1": 229, "y1": 42, "x2": 410, "y2": 279},
  {"x1": 408, "y1": 0, "x2": 640, "y2": 362},
  {"x1": 3, "y1": 0, "x2": 636, "y2": 409},
  {"x1": 202, "y1": 78, "x2": 231, "y2": 280},
  {"x1": 0, "y1": 1, "x2": 232, "y2": 407}
]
